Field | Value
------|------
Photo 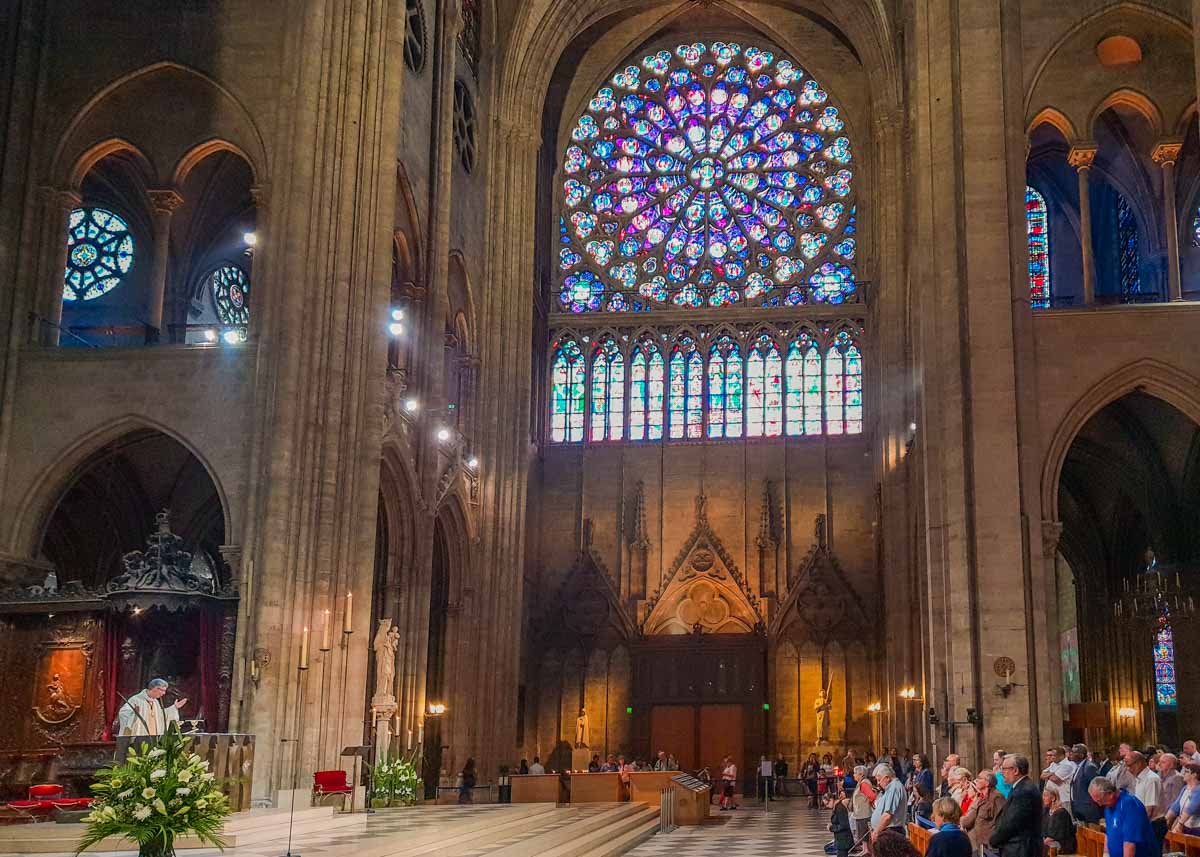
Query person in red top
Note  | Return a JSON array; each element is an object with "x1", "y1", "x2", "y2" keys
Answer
[{"x1": 720, "y1": 755, "x2": 739, "y2": 811}]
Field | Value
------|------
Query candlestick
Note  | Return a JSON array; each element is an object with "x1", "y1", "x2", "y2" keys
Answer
[
  {"x1": 343, "y1": 592, "x2": 353, "y2": 634},
  {"x1": 300, "y1": 626, "x2": 310, "y2": 670},
  {"x1": 320, "y1": 609, "x2": 332, "y2": 651}
]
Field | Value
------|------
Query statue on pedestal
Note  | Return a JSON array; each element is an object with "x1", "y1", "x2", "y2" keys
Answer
[
  {"x1": 373, "y1": 618, "x2": 399, "y2": 703},
  {"x1": 813, "y1": 679, "x2": 832, "y2": 743},
  {"x1": 575, "y1": 707, "x2": 590, "y2": 748}
]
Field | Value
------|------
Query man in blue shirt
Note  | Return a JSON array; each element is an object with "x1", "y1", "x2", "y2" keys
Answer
[
  {"x1": 1088, "y1": 776, "x2": 1158, "y2": 857},
  {"x1": 870, "y1": 763, "x2": 909, "y2": 841}
]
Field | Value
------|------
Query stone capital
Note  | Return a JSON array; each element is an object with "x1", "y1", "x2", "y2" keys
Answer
[
  {"x1": 43, "y1": 187, "x2": 82, "y2": 212},
  {"x1": 1040, "y1": 520, "x2": 1064, "y2": 558},
  {"x1": 249, "y1": 184, "x2": 269, "y2": 207},
  {"x1": 1151, "y1": 141, "x2": 1183, "y2": 167},
  {"x1": 148, "y1": 189, "x2": 184, "y2": 215},
  {"x1": 1067, "y1": 144, "x2": 1098, "y2": 170}
]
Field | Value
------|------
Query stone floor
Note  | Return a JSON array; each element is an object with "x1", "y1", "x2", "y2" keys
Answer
[{"x1": 629, "y1": 797, "x2": 834, "y2": 857}]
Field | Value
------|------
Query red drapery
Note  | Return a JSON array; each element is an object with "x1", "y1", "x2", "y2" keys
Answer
[
  {"x1": 198, "y1": 607, "x2": 222, "y2": 730},
  {"x1": 101, "y1": 614, "x2": 124, "y2": 740}
]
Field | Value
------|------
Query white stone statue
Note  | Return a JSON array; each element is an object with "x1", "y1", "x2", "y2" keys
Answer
[
  {"x1": 814, "y1": 681, "x2": 832, "y2": 742},
  {"x1": 373, "y1": 618, "x2": 399, "y2": 700},
  {"x1": 44, "y1": 570, "x2": 58, "y2": 593},
  {"x1": 575, "y1": 707, "x2": 590, "y2": 748}
]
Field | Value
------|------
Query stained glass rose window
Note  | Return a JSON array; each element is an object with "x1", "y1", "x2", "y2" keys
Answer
[
  {"x1": 557, "y1": 41, "x2": 856, "y2": 312},
  {"x1": 64, "y1": 208, "x2": 135, "y2": 301},
  {"x1": 209, "y1": 264, "x2": 251, "y2": 325}
]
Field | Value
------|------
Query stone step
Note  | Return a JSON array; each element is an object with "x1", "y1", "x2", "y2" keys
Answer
[
  {"x1": 346, "y1": 803, "x2": 562, "y2": 857},
  {"x1": 226, "y1": 806, "x2": 366, "y2": 846},
  {"x1": 574, "y1": 812, "x2": 661, "y2": 857},
  {"x1": 537, "y1": 806, "x2": 660, "y2": 857},
  {"x1": 482, "y1": 803, "x2": 652, "y2": 857}
]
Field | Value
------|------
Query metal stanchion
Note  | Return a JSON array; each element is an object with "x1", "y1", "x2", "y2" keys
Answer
[{"x1": 659, "y1": 788, "x2": 676, "y2": 833}]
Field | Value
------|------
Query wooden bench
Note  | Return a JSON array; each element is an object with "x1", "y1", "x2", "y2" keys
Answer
[
  {"x1": 908, "y1": 823, "x2": 933, "y2": 854},
  {"x1": 1166, "y1": 830, "x2": 1200, "y2": 857}
]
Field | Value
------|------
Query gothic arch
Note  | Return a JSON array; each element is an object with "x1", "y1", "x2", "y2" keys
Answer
[
  {"x1": 67, "y1": 138, "x2": 156, "y2": 189},
  {"x1": 1041, "y1": 359, "x2": 1200, "y2": 522},
  {"x1": 1026, "y1": 106, "x2": 1080, "y2": 144},
  {"x1": 12, "y1": 415, "x2": 233, "y2": 560},
  {"x1": 171, "y1": 139, "x2": 262, "y2": 187},
  {"x1": 53, "y1": 62, "x2": 269, "y2": 192},
  {"x1": 1089, "y1": 88, "x2": 1164, "y2": 139}
]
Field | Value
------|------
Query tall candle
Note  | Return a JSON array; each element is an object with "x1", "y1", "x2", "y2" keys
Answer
[
  {"x1": 299, "y1": 626, "x2": 310, "y2": 670},
  {"x1": 417, "y1": 721, "x2": 424, "y2": 746},
  {"x1": 343, "y1": 592, "x2": 353, "y2": 633},
  {"x1": 320, "y1": 609, "x2": 332, "y2": 651},
  {"x1": 407, "y1": 729, "x2": 413, "y2": 750}
]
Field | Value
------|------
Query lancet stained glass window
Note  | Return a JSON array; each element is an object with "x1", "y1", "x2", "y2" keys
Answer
[
  {"x1": 668, "y1": 336, "x2": 704, "y2": 439},
  {"x1": 629, "y1": 338, "x2": 665, "y2": 441},
  {"x1": 825, "y1": 330, "x2": 862, "y2": 436},
  {"x1": 1025, "y1": 187, "x2": 1050, "y2": 308},
  {"x1": 1154, "y1": 614, "x2": 1177, "y2": 708},
  {"x1": 551, "y1": 339, "x2": 586, "y2": 443},
  {"x1": 590, "y1": 338, "x2": 625, "y2": 441},
  {"x1": 784, "y1": 334, "x2": 822, "y2": 435},
  {"x1": 557, "y1": 41, "x2": 856, "y2": 312},
  {"x1": 747, "y1": 334, "x2": 783, "y2": 437},
  {"x1": 707, "y1": 335, "x2": 744, "y2": 438},
  {"x1": 1117, "y1": 195, "x2": 1141, "y2": 297},
  {"x1": 64, "y1": 207, "x2": 135, "y2": 301},
  {"x1": 209, "y1": 265, "x2": 251, "y2": 325}
]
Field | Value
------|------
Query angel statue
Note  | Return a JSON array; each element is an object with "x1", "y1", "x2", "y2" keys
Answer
[{"x1": 373, "y1": 618, "x2": 399, "y2": 700}]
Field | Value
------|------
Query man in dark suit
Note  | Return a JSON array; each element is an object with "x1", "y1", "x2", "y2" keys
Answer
[
  {"x1": 990, "y1": 754, "x2": 1043, "y2": 857},
  {"x1": 1070, "y1": 743, "x2": 1104, "y2": 825}
]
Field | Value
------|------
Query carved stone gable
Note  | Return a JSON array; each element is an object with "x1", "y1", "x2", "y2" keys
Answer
[
  {"x1": 542, "y1": 549, "x2": 636, "y2": 645},
  {"x1": 642, "y1": 492, "x2": 762, "y2": 635},
  {"x1": 773, "y1": 519, "x2": 869, "y2": 644}
]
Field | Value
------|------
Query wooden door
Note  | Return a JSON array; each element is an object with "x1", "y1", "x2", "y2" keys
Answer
[
  {"x1": 650, "y1": 705, "x2": 696, "y2": 771},
  {"x1": 698, "y1": 703, "x2": 743, "y2": 782}
]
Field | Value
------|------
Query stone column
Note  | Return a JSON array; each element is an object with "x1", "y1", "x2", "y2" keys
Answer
[
  {"x1": 1068, "y1": 145, "x2": 1098, "y2": 306},
  {"x1": 146, "y1": 190, "x2": 183, "y2": 343},
  {"x1": 1151, "y1": 142, "x2": 1184, "y2": 302},
  {"x1": 242, "y1": 0, "x2": 406, "y2": 799},
  {"x1": 40, "y1": 189, "x2": 81, "y2": 346}
]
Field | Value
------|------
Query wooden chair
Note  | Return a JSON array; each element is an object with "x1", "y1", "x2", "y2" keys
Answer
[{"x1": 312, "y1": 770, "x2": 353, "y2": 809}]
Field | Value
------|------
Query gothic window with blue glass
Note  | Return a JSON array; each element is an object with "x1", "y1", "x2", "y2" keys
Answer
[
  {"x1": 551, "y1": 339, "x2": 586, "y2": 443},
  {"x1": 747, "y1": 334, "x2": 783, "y2": 437},
  {"x1": 1117, "y1": 194, "x2": 1141, "y2": 297},
  {"x1": 556, "y1": 41, "x2": 857, "y2": 312},
  {"x1": 668, "y1": 336, "x2": 704, "y2": 439},
  {"x1": 784, "y1": 333, "x2": 822, "y2": 436},
  {"x1": 707, "y1": 335, "x2": 744, "y2": 438},
  {"x1": 209, "y1": 265, "x2": 251, "y2": 325},
  {"x1": 1025, "y1": 187, "x2": 1050, "y2": 308},
  {"x1": 1154, "y1": 613, "x2": 1177, "y2": 708},
  {"x1": 64, "y1": 208, "x2": 135, "y2": 301},
  {"x1": 590, "y1": 337, "x2": 625, "y2": 441},
  {"x1": 825, "y1": 330, "x2": 863, "y2": 436},
  {"x1": 629, "y1": 337, "x2": 665, "y2": 441}
]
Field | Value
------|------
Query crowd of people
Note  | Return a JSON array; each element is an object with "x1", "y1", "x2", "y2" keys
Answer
[{"x1": 817, "y1": 741, "x2": 1200, "y2": 857}]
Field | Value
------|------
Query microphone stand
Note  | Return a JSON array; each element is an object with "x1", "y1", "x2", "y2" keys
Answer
[{"x1": 279, "y1": 738, "x2": 301, "y2": 857}]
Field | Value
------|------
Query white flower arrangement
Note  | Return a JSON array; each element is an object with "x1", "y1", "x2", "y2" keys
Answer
[{"x1": 78, "y1": 725, "x2": 230, "y2": 857}]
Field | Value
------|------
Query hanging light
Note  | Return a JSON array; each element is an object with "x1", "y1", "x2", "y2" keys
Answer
[{"x1": 1114, "y1": 548, "x2": 1195, "y2": 623}]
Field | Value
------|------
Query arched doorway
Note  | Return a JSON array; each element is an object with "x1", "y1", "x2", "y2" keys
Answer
[
  {"x1": 0, "y1": 429, "x2": 234, "y2": 759},
  {"x1": 1057, "y1": 392, "x2": 1199, "y2": 746}
]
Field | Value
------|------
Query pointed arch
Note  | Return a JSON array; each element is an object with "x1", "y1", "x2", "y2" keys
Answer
[
  {"x1": 1025, "y1": 186, "x2": 1052, "y2": 307},
  {"x1": 1026, "y1": 106, "x2": 1079, "y2": 143},
  {"x1": 628, "y1": 333, "x2": 665, "y2": 441},
  {"x1": 1089, "y1": 88, "x2": 1164, "y2": 138},
  {"x1": 746, "y1": 332, "x2": 784, "y2": 438},
  {"x1": 550, "y1": 336, "x2": 586, "y2": 443},
  {"x1": 785, "y1": 328, "x2": 823, "y2": 436},
  {"x1": 825, "y1": 328, "x2": 864, "y2": 435},
  {"x1": 589, "y1": 334, "x2": 625, "y2": 441},
  {"x1": 707, "y1": 333, "x2": 744, "y2": 439},
  {"x1": 667, "y1": 333, "x2": 704, "y2": 440}
]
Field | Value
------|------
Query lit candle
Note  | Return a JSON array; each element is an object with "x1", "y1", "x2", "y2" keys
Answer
[
  {"x1": 343, "y1": 592, "x2": 353, "y2": 634},
  {"x1": 300, "y1": 627, "x2": 310, "y2": 670},
  {"x1": 321, "y1": 609, "x2": 332, "y2": 651}
]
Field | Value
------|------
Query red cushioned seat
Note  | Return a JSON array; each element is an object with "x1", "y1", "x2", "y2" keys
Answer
[
  {"x1": 28, "y1": 785, "x2": 64, "y2": 801},
  {"x1": 312, "y1": 770, "x2": 352, "y2": 795}
]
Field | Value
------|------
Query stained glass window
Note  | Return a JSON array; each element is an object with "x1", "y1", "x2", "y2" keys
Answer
[
  {"x1": 64, "y1": 207, "x2": 134, "y2": 301},
  {"x1": 747, "y1": 334, "x2": 783, "y2": 437},
  {"x1": 707, "y1": 335, "x2": 743, "y2": 438},
  {"x1": 590, "y1": 338, "x2": 625, "y2": 441},
  {"x1": 458, "y1": 0, "x2": 480, "y2": 79},
  {"x1": 208, "y1": 265, "x2": 251, "y2": 325},
  {"x1": 1193, "y1": 208, "x2": 1200, "y2": 248},
  {"x1": 1025, "y1": 187, "x2": 1050, "y2": 308},
  {"x1": 630, "y1": 337, "x2": 665, "y2": 441},
  {"x1": 668, "y1": 336, "x2": 704, "y2": 439},
  {"x1": 557, "y1": 41, "x2": 856, "y2": 312},
  {"x1": 825, "y1": 330, "x2": 862, "y2": 436},
  {"x1": 1117, "y1": 194, "x2": 1141, "y2": 297},
  {"x1": 550, "y1": 339, "x2": 585, "y2": 443},
  {"x1": 1154, "y1": 614, "x2": 1177, "y2": 708},
  {"x1": 785, "y1": 334, "x2": 822, "y2": 435}
]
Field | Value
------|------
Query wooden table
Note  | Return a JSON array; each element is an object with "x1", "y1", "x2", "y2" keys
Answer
[
  {"x1": 510, "y1": 774, "x2": 562, "y2": 804},
  {"x1": 627, "y1": 771, "x2": 678, "y2": 806},
  {"x1": 568, "y1": 773, "x2": 622, "y2": 803}
]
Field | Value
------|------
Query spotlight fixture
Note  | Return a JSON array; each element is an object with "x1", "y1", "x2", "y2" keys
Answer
[
  {"x1": 391, "y1": 308, "x2": 404, "y2": 321},
  {"x1": 466, "y1": 456, "x2": 479, "y2": 470},
  {"x1": 203, "y1": 328, "x2": 217, "y2": 342},
  {"x1": 388, "y1": 321, "x2": 405, "y2": 337},
  {"x1": 427, "y1": 702, "x2": 447, "y2": 716},
  {"x1": 243, "y1": 231, "x2": 258, "y2": 247},
  {"x1": 404, "y1": 398, "x2": 419, "y2": 413},
  {"x1": 866, "y1": 701, "x2": 883, "y2": 714},
  {"x1": 222, "y1": 329, "x2": 244, "y2": 345},
  {"x1": 909, "y1": 422, "x2": 918, "y2": 432},
  {"x1": 436, "y1": 427, "x2": 451, "y2": 442},
  {"x1": 1118, "y1": 706, "x2": 1138, "y2": 719}
]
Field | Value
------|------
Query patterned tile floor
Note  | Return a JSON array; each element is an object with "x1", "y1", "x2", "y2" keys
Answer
[{"x1": 627, "y1": 797, "x2": 834, "y2": 857}]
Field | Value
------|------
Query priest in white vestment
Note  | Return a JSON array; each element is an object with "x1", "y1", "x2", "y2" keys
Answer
[{"x1": 118, "y1": 678, "x2": 189, "y2": 736}]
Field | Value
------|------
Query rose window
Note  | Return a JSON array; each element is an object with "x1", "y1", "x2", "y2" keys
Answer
[
  {"x1": 64, "y1": 207, "x2": 135, "y2": 301},
  {"x1": 557, "y1": 42, "x2": 857, "y2": 313}
]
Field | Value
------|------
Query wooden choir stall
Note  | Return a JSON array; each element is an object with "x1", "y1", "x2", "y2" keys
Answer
[{"x1": 0, "y1": 511, "x2": 251, "y2": 811}]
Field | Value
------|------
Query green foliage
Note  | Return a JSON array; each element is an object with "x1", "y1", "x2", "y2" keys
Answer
[
  {"x1": 368, "y1": 756, "x2": 421, "y2": 806},
  {"x1": 76, "y1": 725, "x2": 231, "y2": 855}
]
